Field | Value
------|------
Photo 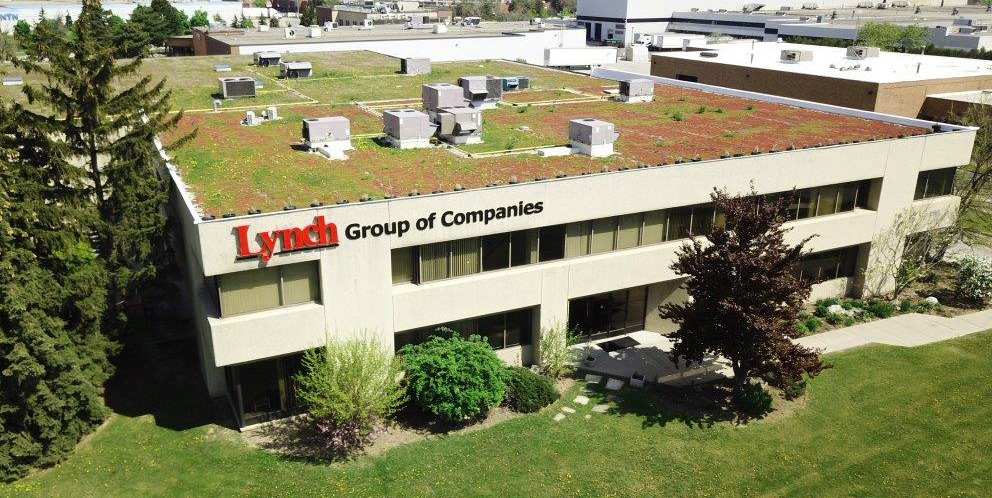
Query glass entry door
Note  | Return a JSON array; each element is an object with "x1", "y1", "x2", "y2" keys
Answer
[{"x1": 568, "y1": 286, "x2": 647, "y2": 341}]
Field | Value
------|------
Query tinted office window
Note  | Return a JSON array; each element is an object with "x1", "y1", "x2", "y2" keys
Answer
[
  {"x1": 481, "y1": 233, "x2": 510, "y2": 271},
  {"x1": 538, "y1": 225, "x2": 566, "y2": 262},
  {"x1": 218, "y1": 261, "x2": 319, "y2": 317},
  {"x1": 510, "y1": 229, "x2": 538, "y2": 266},
  {"x1": 391, "y1": 247, "x2": 415, "y2": 284}
]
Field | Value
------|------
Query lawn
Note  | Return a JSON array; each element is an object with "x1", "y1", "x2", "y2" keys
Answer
[{"x1": 4, "y1": 330, "x2": 991, "y2": 497}]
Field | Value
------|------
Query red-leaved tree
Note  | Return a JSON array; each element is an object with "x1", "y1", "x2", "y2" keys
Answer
[{"x1": 660, "y1": 188, "x2": 829, "y2": 392}]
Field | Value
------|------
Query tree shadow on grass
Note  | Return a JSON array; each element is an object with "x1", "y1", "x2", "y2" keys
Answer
[
  {"x1": 600, "y1": 379, "x2": 760, "y2": 429},
  {"x1": 104, "y1": 317, "x2": 230, "y2": 432}
]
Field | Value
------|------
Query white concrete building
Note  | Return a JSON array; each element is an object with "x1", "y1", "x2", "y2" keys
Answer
[
  {"x1": 576, "y1": 0, "x2": 969, "y2": 46},
  {"x1": 160, "y1": 60, "x2": 971, "y2": 429}
]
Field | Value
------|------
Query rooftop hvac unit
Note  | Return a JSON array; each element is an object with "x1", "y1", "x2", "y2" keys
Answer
[
  {"x1": 619, "y1": 78, "x2": 654, "y2": 103},
  {"x1": 401, "y1": 57, "x2": 431, "y2": 75},
  {"x1": 802, "y1": 2, "x2": 818, "y2": 9},
  {"x1": 218, "y1": 77, "x2": 257, "y2": 99},
  {"x1": 243, "y1": 110, "x2": 260, "y2": 127},
  {"x1": 856, "y1": 1, "x2": 873, "y2": 8},
  {"x1": 285, "y1": 27, "x2": 297, "y2": 39},
  {"x1": 280, "y1": 61, "x2": 313, "y2": 79},
  {"x1": 485, "y1": 76, "x2": 503, "y2": 103},
  {"x1": 308, "y1": 26, "x2": 322, "y2": 38},
  {"x1": 780, "y1": 49, "x2": 813, "y2": 63},
  {"x1": 422, "y1": 83, "x2": 466, "y2": 116},
  {"x1": 501, "y1": 77, "x2": 521, "y2": 92},
  {"x1": 847, "y1": 46, "x2": 880, "y2": 59},
  {"x1": 436, "y1": 107, "x2": 482, "y2": 145},
  {"x1": 890, "y1": 0, "x2": 908, "y2": 6},
  {"x1": 254, "y1": 51, "x2": 282, "y2": 67},
  {"x1": 383, "y1": 109, "x2": 436, "y2": 149},
  {"x1": 568, "y1": 118, "x2": 618, "y2": 158},
  {"x1": 458, "y1": 76, "x2": 490, "y2": 107},
  {"x1": 258, "y1": 24, "x2": 270, "y2": 32},
  {"x1": 302, "y1": 117, "x2": 353, "y2": 160},
  {"x1": 323, "y1": 21, "x2": 338, "y2": 31},
  {"x1": 743, "y1": 3, "x2": 765, "y2": 13}
]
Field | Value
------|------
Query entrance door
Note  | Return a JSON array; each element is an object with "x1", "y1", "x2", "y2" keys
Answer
[
  {"x1": 594, "y1": 22, "x2": 602, "y2": 41},
  {"x1": 585, "y1": 22, "x2": 592, "y2": 40},
  {"x1": 568, "y1": 286, "x2": 647, "y2": 341}
]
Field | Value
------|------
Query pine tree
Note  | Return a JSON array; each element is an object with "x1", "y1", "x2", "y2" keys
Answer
[
  {"x1": 0, "y1": 102, "x2": 115, "y2": 482},
  {"x1": 660, "y1": 188, "x2": 828, "y2": 392},
  {"x1": 300, "y1": 0, "x2": 317, "y2": 26},
  {"x1": 14, "y1": 0, "x2": 192, "y2": 331}
]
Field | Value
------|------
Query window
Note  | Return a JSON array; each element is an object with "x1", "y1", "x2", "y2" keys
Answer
[
  {"x1": 914, "y1": 168, "x2": 956, "y2": 200},
  {"x1": 794, "y1": 246, "x2": 859, "y2": 282},
  {"x1": 565, "y1": 221, "x2": 591, "y2": 257},
  {"x1": 395, "y1": 179, "x2": 877, "y2": 285},
  {"x1": 590, "y1": 217, "x2": 617, "y2": 254},
  {"x1": 394, "y1": 307, "x2": 535, "y2": 352},
  {"x1": 481, "y1": 233, "x2": 510, "y2": 271},
  {"x1": 539, "y1": 224, "x2": 566, "y2": 262},
  {"x1": 391, "y1": 247, "x2": 416, "y2": 284},
  {"x1": 218, "y1": 261, "x2": 320, "y2": 317},
  {"x1": 511, "y1": 229, "x2": 538, "y2": 266}
]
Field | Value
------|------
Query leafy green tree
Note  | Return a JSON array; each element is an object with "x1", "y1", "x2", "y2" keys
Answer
[
  {"x1": 660, "y1": 188, "x2": 828, "y2": 393},
  {"x1": 241, "y1": 17, "x2": 255, "y2": 29},
  {"x1": 190, "y1": 9, "x2": 210, "y2": 27},
  {"x1": 150, "y1": 0, "x2": 186, "y2": 36},
  {"x1": 897, "y1": 24, "x2": 930, "y2": 52},
  {"x1": 213, "y1": 13, "x2": 224, "y2": 24},
  {"x1": 253, "y1": 0, "x2": 268, "y2": 7},
  {"x1": 129, "y1": 6, "x2": 167, "y2": 46},
  {"x1": 13, "y1": 20, "x2": 30, "y2": 40},
  {"x1": 857, "y1": 22, "x2": 903, "y2": 50},
  {"x1": 14, "y1": 0, "x2": 192, "y2": 332},
  {"x1": 0, "y1": 101, "x2": 116, "y2": 482}
]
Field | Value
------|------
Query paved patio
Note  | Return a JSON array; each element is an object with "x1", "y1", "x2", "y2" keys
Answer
[
  {"x1": 571, "y1": 331, "x2": 730, "y2": 387},
  {"x1": 570, "y1": 309, "x2": 992, "y2": 387}
]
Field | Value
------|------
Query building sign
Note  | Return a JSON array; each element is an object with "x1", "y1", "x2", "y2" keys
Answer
[
  {"x1": 234, "y1": 201, "x2": 544, "y2": 263},
  {"x1": 236, "y1": 216, "x2": 339, "y2": 263}
]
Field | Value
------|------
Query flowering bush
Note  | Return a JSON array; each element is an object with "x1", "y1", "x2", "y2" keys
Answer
[
  {"x1": 538, "y1": 323, "x2": 580, "y2": 379},
  {"x1": 956, "y1": 256, "x2": 992, "y2": 305}
]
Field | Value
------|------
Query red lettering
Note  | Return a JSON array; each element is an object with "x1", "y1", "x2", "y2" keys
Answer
[
  {"x1": 236, "y1": 217, "x2": 339, "y2": 263},
  {"x1": 258, "y1": 231, "x2": 278, "y2": 263},
  {"x1": 235, "y1": 225, "x2": 260, "y2": 259}
]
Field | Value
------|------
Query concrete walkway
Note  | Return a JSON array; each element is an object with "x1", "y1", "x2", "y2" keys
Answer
[{"x1": 796, "y1": 309, "x2": 992, "y2": 354}]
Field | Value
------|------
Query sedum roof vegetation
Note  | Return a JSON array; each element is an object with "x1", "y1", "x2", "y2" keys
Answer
[{"x1": 156, "y1": 51, "x2": 928, "y2": 217}]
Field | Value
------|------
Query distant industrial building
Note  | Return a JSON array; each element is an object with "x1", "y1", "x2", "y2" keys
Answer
[{"x1": 649, "y1": 41, "x2": 992, "y2": 119}]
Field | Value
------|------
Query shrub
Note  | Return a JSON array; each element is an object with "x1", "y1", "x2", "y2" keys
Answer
[
  {"x1": 539, "y1": 323, "x2": 580, "y2": 378},
  {"x1": 696, "y1": 105, "x2": 706, "y2": 114},
  {"x1": 399, "y1": 333, "x2": 507, "y2": 423},
  {"x1": 736, "y1": 383, "x2": 773, "y2": 417},
  {"x1": 798, "y1": 312, "x2": 821, "y2": 333},
  {"x1": 841, "y1": 315, "x2": 857, "y2": 327},
  {"x1": 899, "y1": 298, "x2": 914, "y2": 312},
  {"x1": 814, "y1": 298, "x2": 840, "y2": 317},
  {"x1": 294, "y1": 334, "x2": 406, "y2": 459},
  {"x1": 671, "y1": 112, "x2": 684, "y2": 121},
  {"x1": 504, "y1": 367, "x2": 559, "y2": 413},
  {"x1": 956, "y1": 256, "x2": 992, "y2": 305},
  {"x1": 794, "y1": 321, "x2": 809, "y2": 335},
  {"x1": 864, "y1": 299, "x2": 896, "y2": 319},
  {"x1": 782, "y1": 380, "x2": 807, "y2": 400}
]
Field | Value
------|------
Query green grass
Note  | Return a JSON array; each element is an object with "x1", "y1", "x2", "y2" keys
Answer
[{"x1": 5, "y1": 331, "x2": 991, "y2": 497}]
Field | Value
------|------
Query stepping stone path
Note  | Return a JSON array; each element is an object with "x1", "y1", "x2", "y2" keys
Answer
[
  {"x1": 561, "y1": 406, "x2": 576, "y2": 414},
  {"x1": 584, "y1": 374, "x2": 603, "y2": 384},
  {"x1": 573, "y1": 395, "x2": 590, "y2": 405},
  {"x1": 553, "y1": 413, "x2": 566, "y2": 422},
  {"x1": 605, "y1": 378, "x2": 625, "y2": 391},
  {"x1": 584, "y1": 414, "x2": 591, "y2": 420},
  {"x1": 591, "y1": 404, "x2": 610, "y2": 414}
]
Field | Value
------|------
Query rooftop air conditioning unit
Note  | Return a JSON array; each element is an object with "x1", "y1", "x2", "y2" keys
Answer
[
  {"x1": 280, "y1": 61, "x2": 313, "y2": 79},
  {"x1": 422, "y1": 83, "x2": 467, "y2": 117},
  {"x1": 218, "y1": 77, "x2": 257, "y2": 99},
  {"x1": 568, "y1": 118, "x2": 618, "y2": 158},
  {"x1": 254, "y1": 51, "x2": 282, "y2": 67},
  {"x1": 891, "y1": 0, "x2": 908, "y2": 6},
  {"x1": 436, "y1": 107, "x2": 482, "y2": 145},
  {"x1": 308, "y1": 26, "x2": 322, "y2": 38},
  {"x1": 856, "y1": 1, "x2": 873, "y2": 8},
  {"x1": 458, "y1": 76, "x2": 490, "y2": 108},
  {"x1": 485, "y1": 76, "x2": 503, "y2": 104},
  {"x1": 323, "y1": 21, "x2": 337, "y2": 31},
  {"x1": 802, "y1": 2, "x2": 818, "y2": 8},
  {"x1": 401, "y1": 57, "x2": 431, "y2": 75},
  {"x1": 383, "y1": 109, "x2": 437, "y2": 149},
  {"x1": 619, "y1": 78, "x2": 654, "y2": 103},
  {"x1": 285, "y1": 27, "x2": 297, "y2": 39},
  {"x1": 742, "y1": 3, "x2": 765, "y2": 13},
  {"x1": 258, "y1": 24, "x2": 270, "y2": 32},
  {"x1": 847, "y1": 46, "x2": 880, "y2": 59},
  {"x1": 780, "y1": 49, "x2": 813, "y2": 63},
  {"x1": 302, "y1": 117, "x2": 353, "y2": 160}
]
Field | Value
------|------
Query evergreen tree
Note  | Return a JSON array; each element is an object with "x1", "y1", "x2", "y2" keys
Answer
[
  {"x1": 0, "y1": 101, "x2": 115, "y2": 482},
  {"x1": 300, "y1": 0, "x2": 317, "y2": 26},
  {"x1": 128, "y1": 5, "x2": 168, "y2": 47},
  {"x1": 14, "y1": 0, "x2": 192, "y2": 332},
  {"x1": 189, "y1": 9, "x2": 209, "y2": 28}
]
